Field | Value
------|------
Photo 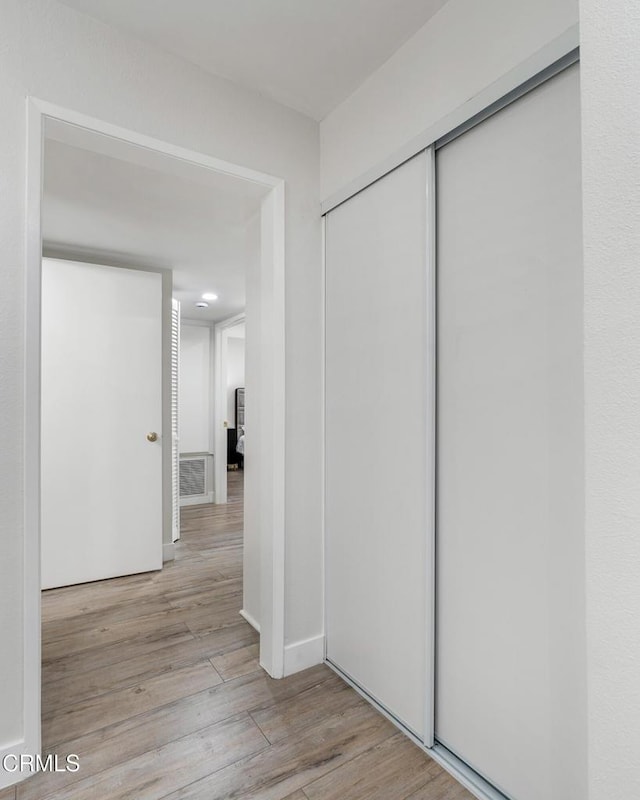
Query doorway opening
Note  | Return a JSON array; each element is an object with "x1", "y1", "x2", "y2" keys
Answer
[
  {"x1": 213, "y1": 314, "x2": 246, "y2": 506},
  {"x1": 24, "y1": 99, "x2": 287, "y2": 764}
]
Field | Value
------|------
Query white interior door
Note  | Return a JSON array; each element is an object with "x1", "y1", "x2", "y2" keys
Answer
[
  {"x1": 436, "y1": 65, "x2": 586, "y2": 800},
  {"x1": 41, "y1": 258, "x2": 164, "y2": 589},
  {"x1": 325, "y1": 151, "x2": 433, "y2": 739}
]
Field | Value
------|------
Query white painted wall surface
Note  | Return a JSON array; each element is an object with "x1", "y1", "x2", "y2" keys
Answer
[
  {"x1": 227, "y1": 336, "x2": 245, "y2": 428},
  {"x1": 320, "y1": 0, "x2": 579, "y2": 200},
  {"x1": 0, "y1": 0, "x2": 321, "y2": 770},
  {"x1": 179, "y1": 323, "x2": 212, "y2": 453},
  {"x1": 580, "y1": 1, "x2": 640, "y2": 797}
]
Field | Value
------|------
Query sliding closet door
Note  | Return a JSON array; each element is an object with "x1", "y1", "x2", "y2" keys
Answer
[
  {"x1": 436, "y1": 65, "x2": 585, "y2": 799},
  {"x1": 325, "y1": 151, "x2": 433, "y2": 738}
]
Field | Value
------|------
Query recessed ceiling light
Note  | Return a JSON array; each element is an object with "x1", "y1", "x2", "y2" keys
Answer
[
  {"x1": 195, "y1": 301, "x2": 209, "y2": 308},
  {"x1": 202, "y1": 292, "x2": 218, "y2": 301}
]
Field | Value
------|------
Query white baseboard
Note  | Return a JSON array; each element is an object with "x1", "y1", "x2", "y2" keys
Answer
[
  {"x1": 162, "y1": 543, "x2": 175, "y2": 562},
  {"x1": 239, "y1": 608, "x2": 261, "y2": 633},
  {"x1": 283, "y1": 634, "x2": 324, "y2": 677},
  {"x1": 179, "y1": 492, "x2": 214, "y2": 508},
  {"x1": 237, "y1": 617, "x2": 324, "y2": 678},
  {"x1": 0, "y1": 737, "x2": 33, "y2": 790}
]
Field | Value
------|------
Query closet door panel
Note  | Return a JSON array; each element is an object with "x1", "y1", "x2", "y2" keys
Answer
[
  {"x1": 436, "y1": 65, "x2": 586, "y2": 800},
  {"x1": 325, "y1": 152, "x2": 431, "y2": 737}
]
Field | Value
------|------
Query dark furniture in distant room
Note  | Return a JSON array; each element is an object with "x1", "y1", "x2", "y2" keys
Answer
[{"x1": 226, "y1": 387, "x2": 245, "y2": 469}]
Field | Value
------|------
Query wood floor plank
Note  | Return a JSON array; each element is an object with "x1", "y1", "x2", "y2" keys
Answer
[
  {"x1": 160, "y1": 702, "x2": 396, "y2": 800},
  {"x1": 183, "y1": 597, "x2": 248, "y2": 636},
  {"x1": 42, "y1": 597, "x2": 172, "y2": 644},
  {"x1": 32, "y1": 714, "x2": 268, "y2": 800},
  {"x1": 41, "y1": 574, "x2": 160, "y2": 623},
  {"x1": 170, "y1": 588, "x2": 244, "y2": 615},
  {"x1": 250, "y1": 674, "x2": 365, "y2": 744},
  {"x1": 42, "y1": 595, "x2": 244, "y2": 662},
  {"x1": 43, "y1": 623, "x2": 257, "y2": 715},
  {"x1": 0, "y1": 786, "x2": 16, "y2": 800},
  {"x1": 21, "y1": 669, "x2": 334, "y2": 800},
  {"x1": 41, "y1": 607, "x2": 193, "y2": 661},
  {"x1": 145, "y1": 561, "x2": 228, "y2": 591},
  {"x1": 302, "y1": 732, "x2": 442, "y2": 800},
  {"x1": 210, "y1": 642, "x2": 260, "y2": 681},
  {"x1": 201, "y1": 550, "x2": 243, "y2": 580},
  {"x1": 42, "y1": 661, "x2": 223, "y2": 746},
  {"x1": 42, "y1": 624, "x2": 194, "y2": 685},
  {"x1": 403, "y1": 772, "x2": 477, "y2": 800},
  {"x1": 163, "y1": 576, "x2": 243, "y2": 606}
]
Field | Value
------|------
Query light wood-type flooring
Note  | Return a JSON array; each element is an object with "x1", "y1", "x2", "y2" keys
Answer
[{"x1": 4, "y1": 471, "x2": 473, "y2": 800}]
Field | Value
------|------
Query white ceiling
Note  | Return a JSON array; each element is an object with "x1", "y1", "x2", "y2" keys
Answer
[
  {"x1": 58, "y1": 0, "x2": 448, "y2": 120},
  {"x1": 43, "y1": 124, "x2": 267, "y2": 322}
]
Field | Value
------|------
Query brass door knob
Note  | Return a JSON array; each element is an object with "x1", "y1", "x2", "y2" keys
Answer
[{"x1": 146, "y1": 432, "x2": 158, "y2": 442}]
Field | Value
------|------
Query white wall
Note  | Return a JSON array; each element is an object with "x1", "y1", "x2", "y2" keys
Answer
[
  {"x1": 320, "y1": 0, "x2": 579, "y2": 200},
  {"x1": 0, "y1": 0, "x2": 321, "y2": 775},
  {"x1": 580, "y1": 1, "x2": 640, "y2": 797},
  {"x1": 179, "y1": 322, "x2": 212, "y2": 453},
  {"x1": 226, "y1": 335, "x2": 245, "y2": 428}
]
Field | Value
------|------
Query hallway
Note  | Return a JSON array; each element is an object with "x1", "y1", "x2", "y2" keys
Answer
[{"x1": 8, "y1": 472, "x2": 472, "y2": 800}]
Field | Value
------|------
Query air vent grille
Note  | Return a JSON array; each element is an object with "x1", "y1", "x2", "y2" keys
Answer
[{"x1": 180, "y1": 458, "x2": 205, "y2": 496}]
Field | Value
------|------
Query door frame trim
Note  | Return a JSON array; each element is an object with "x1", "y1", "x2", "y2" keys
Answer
[{"x1": 21, "y1": 98, "x2": 287, "y2": 770}]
